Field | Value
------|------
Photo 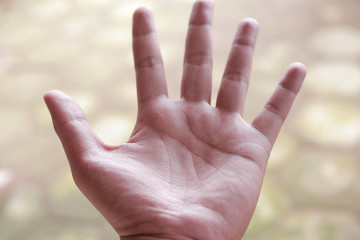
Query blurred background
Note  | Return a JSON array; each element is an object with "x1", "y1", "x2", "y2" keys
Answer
[{"x1": 0, "y1": 0, "x2": 360, "y2": 239}]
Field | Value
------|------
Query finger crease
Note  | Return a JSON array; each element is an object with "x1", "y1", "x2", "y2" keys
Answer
[
  {"x1": 223, "y1": 71, "x2": 247, "y2": 83},
  {"x1": 279, "y1": 83, "x2": 298, "y2": 96},
  {"x1": 184, "y1": 52, "x2": 212, "y2": 67},
  {"x1": 264, "y1": 103, "x2": 285, "y2": 122},
  {"x1": 233, "y1": 39, "x2": 255, "y2": 51},
  {"x1": 133, "y1": 30, "x2": 156, "y2": 38},
  {"x1": 57, "y1": 117, "x2": 87, "y2": 129},
  {"x1": 189, "y1": 22, "x2": 212, "y2": 28},
  {"x1": 136, "y1": 56, "x2": 163, "y2": 69}
]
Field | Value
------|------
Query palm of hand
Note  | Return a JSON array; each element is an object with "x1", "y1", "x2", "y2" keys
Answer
[
  {"x1": 44, "y1": 1, "x2": 305, "y2": 239},
  {"x1": 85, "y1": 97, "x2": 269, "y2": 239}
]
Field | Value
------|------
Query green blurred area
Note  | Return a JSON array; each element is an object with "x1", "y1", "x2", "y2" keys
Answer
[{"x1": 0, "y1": 0, "x2": 360, "y2": 239}]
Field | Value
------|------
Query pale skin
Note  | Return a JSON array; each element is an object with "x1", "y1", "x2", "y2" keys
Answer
[{"x1": 44, "y1": 1, "x2": 306, "y2": 239}]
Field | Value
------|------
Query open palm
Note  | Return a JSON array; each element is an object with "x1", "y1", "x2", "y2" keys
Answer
[{"x1": 44, "y1": 1, "x2": 306, "y2": 239}]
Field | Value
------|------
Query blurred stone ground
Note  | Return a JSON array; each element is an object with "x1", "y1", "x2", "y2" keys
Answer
[{"x1": 0, "y1": 0, "x2": 360, "y2": 239}]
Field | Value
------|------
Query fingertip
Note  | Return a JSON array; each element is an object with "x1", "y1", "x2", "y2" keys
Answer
[
  {"x1": 233, "y1": 17, "x2": 259, "y2": 45},
  {"x1": 43, "y1": 90, "x2": 60, "y2": 111},
  {"x1": 279, "y1": 62, "x2": 306, "y2": 94},
  {"x1": 240, "y1": 17, "x2": 259, "y2": 29},
  {"x1": 133, "y1": 6, "x2": 155, "y2": 36},
  {"x1": 43, "y1": 89, "x2": 55, "y2": 101},
  {"x1": 288, "y1": 62, "x2": 307, "y2": 85},
  {"x1": 43, "y1": 90, "x2": 74, "y2": 111},
  {"x1": 133, "y1": 6, "x2": 153, "y2": 18},
  {"x1": 196, "y1": 0, "x2": 214, "y2": 6},
  {"x1": 44, "y1": 89, "x2": 65, "y2": 102},
  {"x1": 289, "y1": 62, "x2": 307, "y2": 77},
  {"x1": 190, "y1": 0, "x2": 214, "y2": 25},
  {"x1": 43, "y1": 90, "x2": 87, "y2": 127}
]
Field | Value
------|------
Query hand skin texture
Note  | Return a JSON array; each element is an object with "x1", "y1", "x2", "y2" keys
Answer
[{"x1": 44, "y1": 1, "x2": 306, "y2": 239}]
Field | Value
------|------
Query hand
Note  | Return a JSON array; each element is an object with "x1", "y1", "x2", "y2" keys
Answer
[{"x1": 44, "y1": 1, "x2": 306, "y2": 239}]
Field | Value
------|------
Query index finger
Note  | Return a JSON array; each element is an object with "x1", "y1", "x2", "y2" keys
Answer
[{"x1": 133, "y1": 8, "x2": 168, "y2": 106}]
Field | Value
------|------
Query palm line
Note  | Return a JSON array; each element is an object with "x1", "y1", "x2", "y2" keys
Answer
[{"x1": 153, "y1": 126, "x2": 228, "y2": 183}]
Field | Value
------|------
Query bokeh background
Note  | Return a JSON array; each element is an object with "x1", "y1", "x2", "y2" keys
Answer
[{"x1": 0, "y1": 0, "x2": 360, "y2": 239}]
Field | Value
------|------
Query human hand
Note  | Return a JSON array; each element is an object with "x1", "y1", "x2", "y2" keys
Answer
[{"x1": 44, "y1": 1, "x2": 306, "y2": 239}]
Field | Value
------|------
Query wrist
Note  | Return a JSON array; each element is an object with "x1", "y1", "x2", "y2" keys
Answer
[
  {"x1": 121, "y1": 237, "x2": 169, "y2": 240},
  {"x1": 115, "y1": 208, "x2": 230, "y2": 240},
  {"x1": 120, "y1": 235, "x2": 192, "y2": 240}
]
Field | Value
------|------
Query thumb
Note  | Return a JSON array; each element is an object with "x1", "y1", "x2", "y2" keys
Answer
[{"x1": 44, "y1": 90, "x2": 102, "y2": 167}]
